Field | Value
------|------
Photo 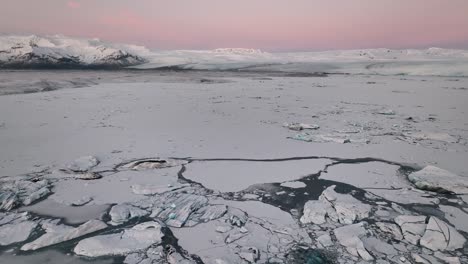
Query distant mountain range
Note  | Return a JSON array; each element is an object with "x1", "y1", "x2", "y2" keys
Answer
[
  {"x1": 1, "y1": 35, "x2": 468, "y2": 76},
  {"x1": 0, "y1": 35, "x2": 147, "y2": 68}
]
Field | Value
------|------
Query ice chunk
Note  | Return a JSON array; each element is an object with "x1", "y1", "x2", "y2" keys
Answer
[
  {"x1": 408, "y1": 132, "x2": 458, "y2": 143},
  {"x1": 109, "y1": 204, "x2": 148, "y2": 226},
  {"x1": 289, "y1": 133, "x2": 350, "y2": 144},
  {"x1": 333, "y1": 222, "x2": 374, "y2": 261},
  {"x1": 21, "y1": 219, "x2": 107, "y2": 251},
  {"x1": 131, "y1": 183, "x2": 189, "y2": 195},
  {"x1": 283, "y1": 122, "x2": 320, "y2": 131},
  {"x1": 420, "y1": 217, "x2": 466, "y2": 251},
  {"x1": 317, "y1": 233, "x2": 333, "y2": 248},
  {"x1": 394, "y1": 215, "x2": 427, "y2": 245},
  {"x1": 300, "y1": 200, "x2": 333, "y2": 225},
  {"x1": 66, "y1": 156, "x2": 99, "y2": 172},
  {"x1": 74, "y1": 172, "x2": 102, "y2": 180},
  {"x1": 320, "y1": 185, "x2": 372, "y2": 224},
  {"x1": 408, "y1": 166, "x2": 468, "y2": 194},
  {"x1": 74, "y1": 221, "x2": 164, "y2": 257},
  {"x1": 185, "y1": 204, "x2": 227, "y2": 227},
  {"x1": 0, "y1": 220, "x2": 37, "y2": 246},
  {"x1": 376, "y1": 222, "x2": 403, "y2": 240},
  {"x1": 280, "y1": 181, "x2": 306, "y2": 189},
  {"x1": 151, "y1": 193, "x2": 208, "y2": 227},
  {"x1": 362, "y1": 237, "x2": 397, "y2": 256},
  {"x1": 238, "y1": 247, "x2": 259, "y2": 263},
  {"x1": 301, "y1": 186, "x2": 371, "y2": 225},
  {"x1": 121, "y1": 158, "x2": 187, "y2": 170},
  {"x1": 376, "y1": 109, "x2": 396, "y2": 115},
  {"x1": 0, "y1": 179, "x2": 50, "y2": 210}
]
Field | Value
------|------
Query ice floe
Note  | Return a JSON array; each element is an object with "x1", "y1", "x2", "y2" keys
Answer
[
  {"x1": 420, "y1": 217, "x2": 466, "y2": 251},
  {"x1": 74, "y1": 221, "x2": 164, "y2": 257},
  {"x1": 408, "y1": 166, "x2": 468, "y2": 194},
  {"x1": 0, "y1": 212, "x2": 37, "y2": 246}
]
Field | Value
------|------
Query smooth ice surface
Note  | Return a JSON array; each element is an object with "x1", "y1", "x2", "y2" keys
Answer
[
  {"x1": 184, "y1": 159, "x2": 331, "y2": 192},
  {"x1": 1, "y1": 74, "x2": 468, "y2": 178},
  {"x1": 49, "y1": 168, "x2": 181, "y2": 205},
  {"x1": 20, "y1": 199, "x2": 109, "y2": 224},
  {"x1": 321, "y1": 162, "x2": 440, "y2": 205}
]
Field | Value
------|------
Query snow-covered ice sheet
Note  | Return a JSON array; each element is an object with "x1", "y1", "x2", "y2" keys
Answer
[{"x1": 1, "y1": 71, "x2": 468, "y2": 264}]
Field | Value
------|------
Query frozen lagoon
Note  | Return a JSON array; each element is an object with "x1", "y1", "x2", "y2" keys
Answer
[{"x1": 0, "y1": 70, "x2": 468, "y2": 264}]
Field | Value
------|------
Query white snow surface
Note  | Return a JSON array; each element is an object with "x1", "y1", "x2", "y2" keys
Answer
[{"x1": 1, "y1": 35, "x2": 468, "y2": 75}]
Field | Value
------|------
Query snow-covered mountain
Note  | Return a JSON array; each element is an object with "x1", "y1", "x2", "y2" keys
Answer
[
  {"x1": 1, "y1": 35, "x2": 468, "y2": 76},
  {"x1": 0, "y1": 35, "x2": 147, "y2": 68}
]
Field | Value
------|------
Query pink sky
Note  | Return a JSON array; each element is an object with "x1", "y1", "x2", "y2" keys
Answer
[{"x1": 1, "y1": 0, "x2": 468, "y2": 51}]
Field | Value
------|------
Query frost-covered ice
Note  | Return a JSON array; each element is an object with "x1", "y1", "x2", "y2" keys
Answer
[{"x1": 1, "y1": 69, "x2": 468, "y2": 264}]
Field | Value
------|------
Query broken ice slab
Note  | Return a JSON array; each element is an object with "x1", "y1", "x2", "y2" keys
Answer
[
  {"x1": 0, "y1": 212, "x2": 37, "y2": 246},
  {"x1": 108, "y1": 204, "x2": 148, "y2": 226},
  {"x1": 74, "y1": 221, "x2": 164, "y2": 257},
  {"x1": 184, "y1": 204, "x2": 228, "y2": 227},
  {"x1": 21, "y1": 219, "x2": 107, "y2": 251},
  {"x1": 301, "y1": 185, "x2": 371, "y2": 225},
  {"x1": 376, "y1": 222, "x2": 404, "y2": 241},
  {"x1": 322, "y1": 162, "x2": 440, "y2": 205},
  {"x1": 280, "y1": 181, "x2": 306, "y2": 189},
  {"x1": 408, "y1": 165, "x2": 468, "y2": 194},
  {"x1": 288, "y1": 133, "x2": 370, "y2": 144},
  {"x1": 333, "y1": 222, "x2": 374, "y2": 261},
  {"x1": 0, "y1": 179, "x2": 50, "y2": 211},
  {"x1": 394, "y1": 215, "x2": 427, "y2": 245},
  {"x1": 283, "y1": 122, "x2": 320, "y2": 131},
  {"x1": 288, "y1": 133, "x2": 350, "y2": 143},
  {"x1": 131, "y1": 183, "x2": 190, "y2": 195},
  {"x1": 173, "y1": 200, "x2": 311, "y2": 264},
  {"x1": 420, "y1": 217, "x2": 466, "y2": 251},
  {"x1": 150, "y1": 192, "x2": 209, "y2": 227},
  {"x1": 405, "y1": 132, "x2": 459, "y2": 143},
  {"x1": 120, "y1": 158, "x2": 188, "y2": 170},
  {"x1": 376, "y1": 109, "x2": 396, "y2": 115},
  {"x1": 74, "y1": 172, "x2": 102, "y2": 180}
]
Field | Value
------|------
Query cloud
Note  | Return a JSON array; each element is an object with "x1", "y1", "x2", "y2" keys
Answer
[{"x1": 67, "y1": 1, "x2": 80, "y2": 9}]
